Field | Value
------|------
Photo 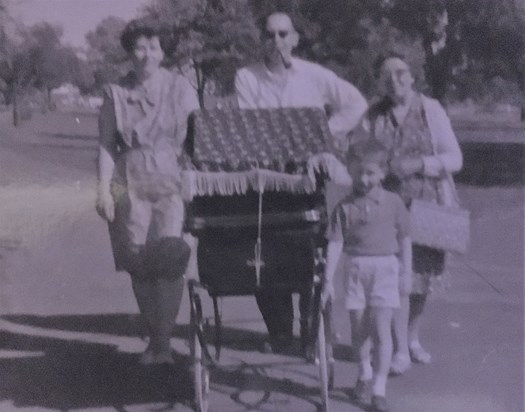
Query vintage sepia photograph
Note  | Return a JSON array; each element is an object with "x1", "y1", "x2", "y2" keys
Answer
[{"x1": 0, "y1": 0, "x2": 523, "y2": 411}]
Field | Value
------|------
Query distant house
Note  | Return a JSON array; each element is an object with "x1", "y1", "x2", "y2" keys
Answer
[{"x1": 51, "y1": 84, "x2": 102, "y2": 112}]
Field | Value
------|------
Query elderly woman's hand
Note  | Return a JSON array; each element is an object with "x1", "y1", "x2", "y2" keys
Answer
[{"x1": 390, "y1": 156, "x2": 424, "y2": 177}]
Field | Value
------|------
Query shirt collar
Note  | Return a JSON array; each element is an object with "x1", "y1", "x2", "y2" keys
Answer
[
  {"x1": 366, "y1": 186, "x2": 384, "y2": 203},
  {"x1": 126, "y1": 68, "x2": 167, "y2": 106},
  {"x1": 353, "y1": 186, "x2": 384, "y2": 204}
]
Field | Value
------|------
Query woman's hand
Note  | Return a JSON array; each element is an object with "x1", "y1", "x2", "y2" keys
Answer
[
  {"x1": 322, "y1": 279, "x2": 335, "y2": 307},
  {"x1": 399, "y1": 271, "x2": 413, "y2": 296},
  {"x1": 390, "y1": 156, "x2": 424, "y2": 177},
  {"x1": 96, "y1": 188, "x2": 115, "y2": 222}
]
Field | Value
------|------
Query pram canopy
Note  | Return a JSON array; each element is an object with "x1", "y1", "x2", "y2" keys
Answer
[{"x1": 183, "y1": 107, "x2": 340, "y2": 197}]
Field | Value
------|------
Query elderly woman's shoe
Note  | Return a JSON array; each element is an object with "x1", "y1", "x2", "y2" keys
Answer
[
  {"x1": 390, "y1": 353, "x2": 411, "y2": 375},
  {"x1": 371, "y1": 395, "x2": 389, "y2": 412},
  {"x1": 409, "y1": 342, "x2": 431, "y2": 364}
]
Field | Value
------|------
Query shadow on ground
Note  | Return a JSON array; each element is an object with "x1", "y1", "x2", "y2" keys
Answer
[
  {"x1": 0, "y1": 328, "x2": 194, "y2": 410},
  {"x1": 0, "y1": 314, "x2": 353, "y2": 411}
]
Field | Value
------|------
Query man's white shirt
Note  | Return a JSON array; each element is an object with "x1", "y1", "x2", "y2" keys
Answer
[{"x1": 235, "y1": 57, "x2": 367, "y2": 141}]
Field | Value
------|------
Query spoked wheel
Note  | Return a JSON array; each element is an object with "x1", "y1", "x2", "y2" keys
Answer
[
  {"x1": 189, "y1": 283, "x2": 209, "y2": 412},
  {"x1": 323, "y1": 300, "x2": 335, "y2": 390},
  {"x1": 317, "y1": 313, "x2": 330, "y2": 412}
]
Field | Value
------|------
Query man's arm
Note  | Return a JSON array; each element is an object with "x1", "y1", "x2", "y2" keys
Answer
[
  {"x1": 234, "y1": 68, "x2": 258, "y2": 109},
  {"x1": 320, "y1": 70, "x2": 368, "y2": 139},
  {"x1": 96, "y1": 87, "x2": 117, "y2": 222}
]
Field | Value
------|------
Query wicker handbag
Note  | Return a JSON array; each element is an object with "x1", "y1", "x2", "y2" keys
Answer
[{"x1": 410, "y1": 164, "x2": 470, "y2": 254}]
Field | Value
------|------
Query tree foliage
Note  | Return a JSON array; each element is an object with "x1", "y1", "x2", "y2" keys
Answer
[
  {"x1": 144, "y1": 0, "x2": 260, "y2": 108},
  {"x1": 85, "y1": 16, "x2": 128, "y2": 89}
]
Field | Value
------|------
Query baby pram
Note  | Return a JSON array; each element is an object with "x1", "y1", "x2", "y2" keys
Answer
[{"x1": 183, "y1": 107, "x2": 338, "y2": 411}]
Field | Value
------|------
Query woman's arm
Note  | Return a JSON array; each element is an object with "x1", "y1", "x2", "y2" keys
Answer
[
  {"x1": 422, "y1": 97, "x2": 463, "y2": 176},
  {"x1": 398, "y1": 236, "x2": 413, "y2": 296},
  {"x1": 96, "y1": 88, "x2": 117, "y2": 221}
]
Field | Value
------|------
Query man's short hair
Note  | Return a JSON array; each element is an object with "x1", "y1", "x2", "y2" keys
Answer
[
  {"x1": 346, "y1": 139, "x2": 389, "y2": 171},
  {"x1": 257, "y1": 11, "x2": 298, "y2": 33}
]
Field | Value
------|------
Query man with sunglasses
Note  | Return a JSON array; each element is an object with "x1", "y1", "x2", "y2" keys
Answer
[{"x1": 235, "y1": 12, "x2": 368, "y2": 356}]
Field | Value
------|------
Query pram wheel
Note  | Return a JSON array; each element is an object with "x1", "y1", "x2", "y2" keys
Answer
[{"x1": 189, "y1": 281, "x2": 209, "y2": 412}]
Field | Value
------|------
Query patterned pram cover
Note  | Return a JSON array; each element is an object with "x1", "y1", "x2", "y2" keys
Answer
[
  {"x1": 183, "y1": 107, "x2": 339, "y2": 197},
  {"x1": 184, "y1": 107, "x2": 337, "y2": 296}
]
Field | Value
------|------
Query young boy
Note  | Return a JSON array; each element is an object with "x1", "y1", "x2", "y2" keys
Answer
[{"x1": 323, "y1": 139, "x2": 412, "y2": 412}]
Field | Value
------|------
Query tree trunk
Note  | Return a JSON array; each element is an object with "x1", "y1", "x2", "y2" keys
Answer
[
  {"x1": 194, "y1": 64, "x2": 206, "y2": 109},
  {"x1": 12, "y1": 83, "x2": 18, "y2": 127}
]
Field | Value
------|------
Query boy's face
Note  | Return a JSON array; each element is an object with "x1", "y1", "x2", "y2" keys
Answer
[{"x1": 348, "y1": 160, "x2": 385, "y2": 195}]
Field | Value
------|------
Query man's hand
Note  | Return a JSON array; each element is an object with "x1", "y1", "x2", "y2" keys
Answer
[
  {"x1": 307, "y1": 153, "x2": 352, "y2": 186},
  {"x1": 390, "y1": 156, "x2": 424, "y2": 177},
  {"x1": 96, "y1": 189, "x2": 115, "y2": 222}
]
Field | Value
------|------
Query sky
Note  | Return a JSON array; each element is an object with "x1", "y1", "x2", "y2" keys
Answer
[{"x1": 8, "y1": 0, "x2": 150, "y2": 48}]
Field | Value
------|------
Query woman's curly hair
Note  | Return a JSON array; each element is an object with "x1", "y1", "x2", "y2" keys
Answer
[{"x1": 120, "y1": 18, "x2": 176, "y2": 55}]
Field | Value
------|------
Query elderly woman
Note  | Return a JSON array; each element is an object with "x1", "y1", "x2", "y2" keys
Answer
[
  {"x1": 365, "y1": 53, "x2": 462, "y2": 374},
  {"x1": 96, "y1": 20, "x2": 199, "y2": 365}
]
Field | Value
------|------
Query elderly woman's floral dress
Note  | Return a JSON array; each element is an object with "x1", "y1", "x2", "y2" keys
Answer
[{"x1": 368, "y1": 94, "x2": 449, "y2": 294}]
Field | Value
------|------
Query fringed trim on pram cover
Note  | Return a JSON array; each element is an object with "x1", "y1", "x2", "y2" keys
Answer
[{"x1": 182, "y1": 168, "x2": 316, "y2": 197}]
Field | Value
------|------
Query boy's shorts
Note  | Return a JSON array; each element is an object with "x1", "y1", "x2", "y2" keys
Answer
[{"x1": 343, "y1": 255, "x2": 400, "y2": 310}]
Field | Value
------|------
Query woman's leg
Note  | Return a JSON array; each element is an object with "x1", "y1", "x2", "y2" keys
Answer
[
  {"x1": 131, "y1": 278, "x2": 158, "y2": 362},
  {"x1": 408, "y1": 293, "x2": 431, "y2": 363},
  {"x1": 154, "y1": 275, "x2": 185, "y2": 361},
  {"x1": 390, "y1": 294, "x2": 411, "y2": 374},
  {"x1": 370, "y1": 307, "x2": 393, "y2": 397}
]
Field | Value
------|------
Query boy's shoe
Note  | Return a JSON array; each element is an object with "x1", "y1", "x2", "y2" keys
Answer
[
  {"x1": 351, "y1": 379, "x2": 372, "y2": 404},
  {"x1": 409, "y1": 343, "x2": 432, "y2": 364},
  {"x1": 371, "y1": 395, "x2": 389, "y2": 412},
  {"x1": 389, "y1": 353, "x2": 411, "y2": 376}
]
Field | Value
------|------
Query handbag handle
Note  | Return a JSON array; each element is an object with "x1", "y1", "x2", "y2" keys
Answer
[{"x1": 420, "y1": 102, "x2": 461, "y2": 206}]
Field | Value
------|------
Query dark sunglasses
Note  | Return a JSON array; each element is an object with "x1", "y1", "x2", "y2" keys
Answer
[{"x1": 263, "y1": 30, "x2": 289, "y2": 39}]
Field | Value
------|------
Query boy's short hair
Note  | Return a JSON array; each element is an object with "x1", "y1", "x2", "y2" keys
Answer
[{"x1": 346, "y1": 139, "x2": 389, "y2": 171}]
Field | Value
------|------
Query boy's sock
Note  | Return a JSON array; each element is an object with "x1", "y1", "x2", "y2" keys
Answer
[
  {"x1": 372, "y1": 373, "x2": 387, "y2": 396},
  {"x1": 359, "y1": 358, "x2": 373, "y2": 381}
]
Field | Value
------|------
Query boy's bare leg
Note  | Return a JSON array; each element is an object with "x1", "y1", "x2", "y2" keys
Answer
[
  {"x1": 391, "y1": 295, "x2": 411, "y2": 373},
  {"x1": 350, "y1": 309, "x2": 372, "y2": 381},
  {"x1": 370, "y1": 307, "x2": 394, "y2": 397}
]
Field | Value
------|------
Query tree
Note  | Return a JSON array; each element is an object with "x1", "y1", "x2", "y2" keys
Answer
[
  {"x1": 0, "y1": 18, "x2": 93, "y2": 124},
  {"x1": 387, "y1": 0, "x2": 525, "y2": 110},
  {"x1": 145, "y1": 0, "x2": 260, "y2": 108},
  {"x1": 85, "y1": 16, "x2": 128, "y2": 89}
]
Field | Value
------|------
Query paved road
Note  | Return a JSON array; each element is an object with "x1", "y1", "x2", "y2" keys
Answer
[{"x1": 0, "y1": 112, "x2": 523, "y2": 411}]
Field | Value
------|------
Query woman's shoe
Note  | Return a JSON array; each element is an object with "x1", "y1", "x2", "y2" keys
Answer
[
  {"x1": 409, "y1": 343, "x2": 431, "y2": 364},
  {"x1": 390, "y1": 353, "x2": 411, "y2": 375},
  {"x1": 139, "y1": 346, "x2": 175, "y2": 365},
  {"x1": 139, "y1": 346, "x2": 156, "y2": 365},
  {"x1": 153, "y1": 351, "x2": 175, "y2": 365},
  {"x1": 351, "y1": 379, "x2": 372, "y2": 404}
]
